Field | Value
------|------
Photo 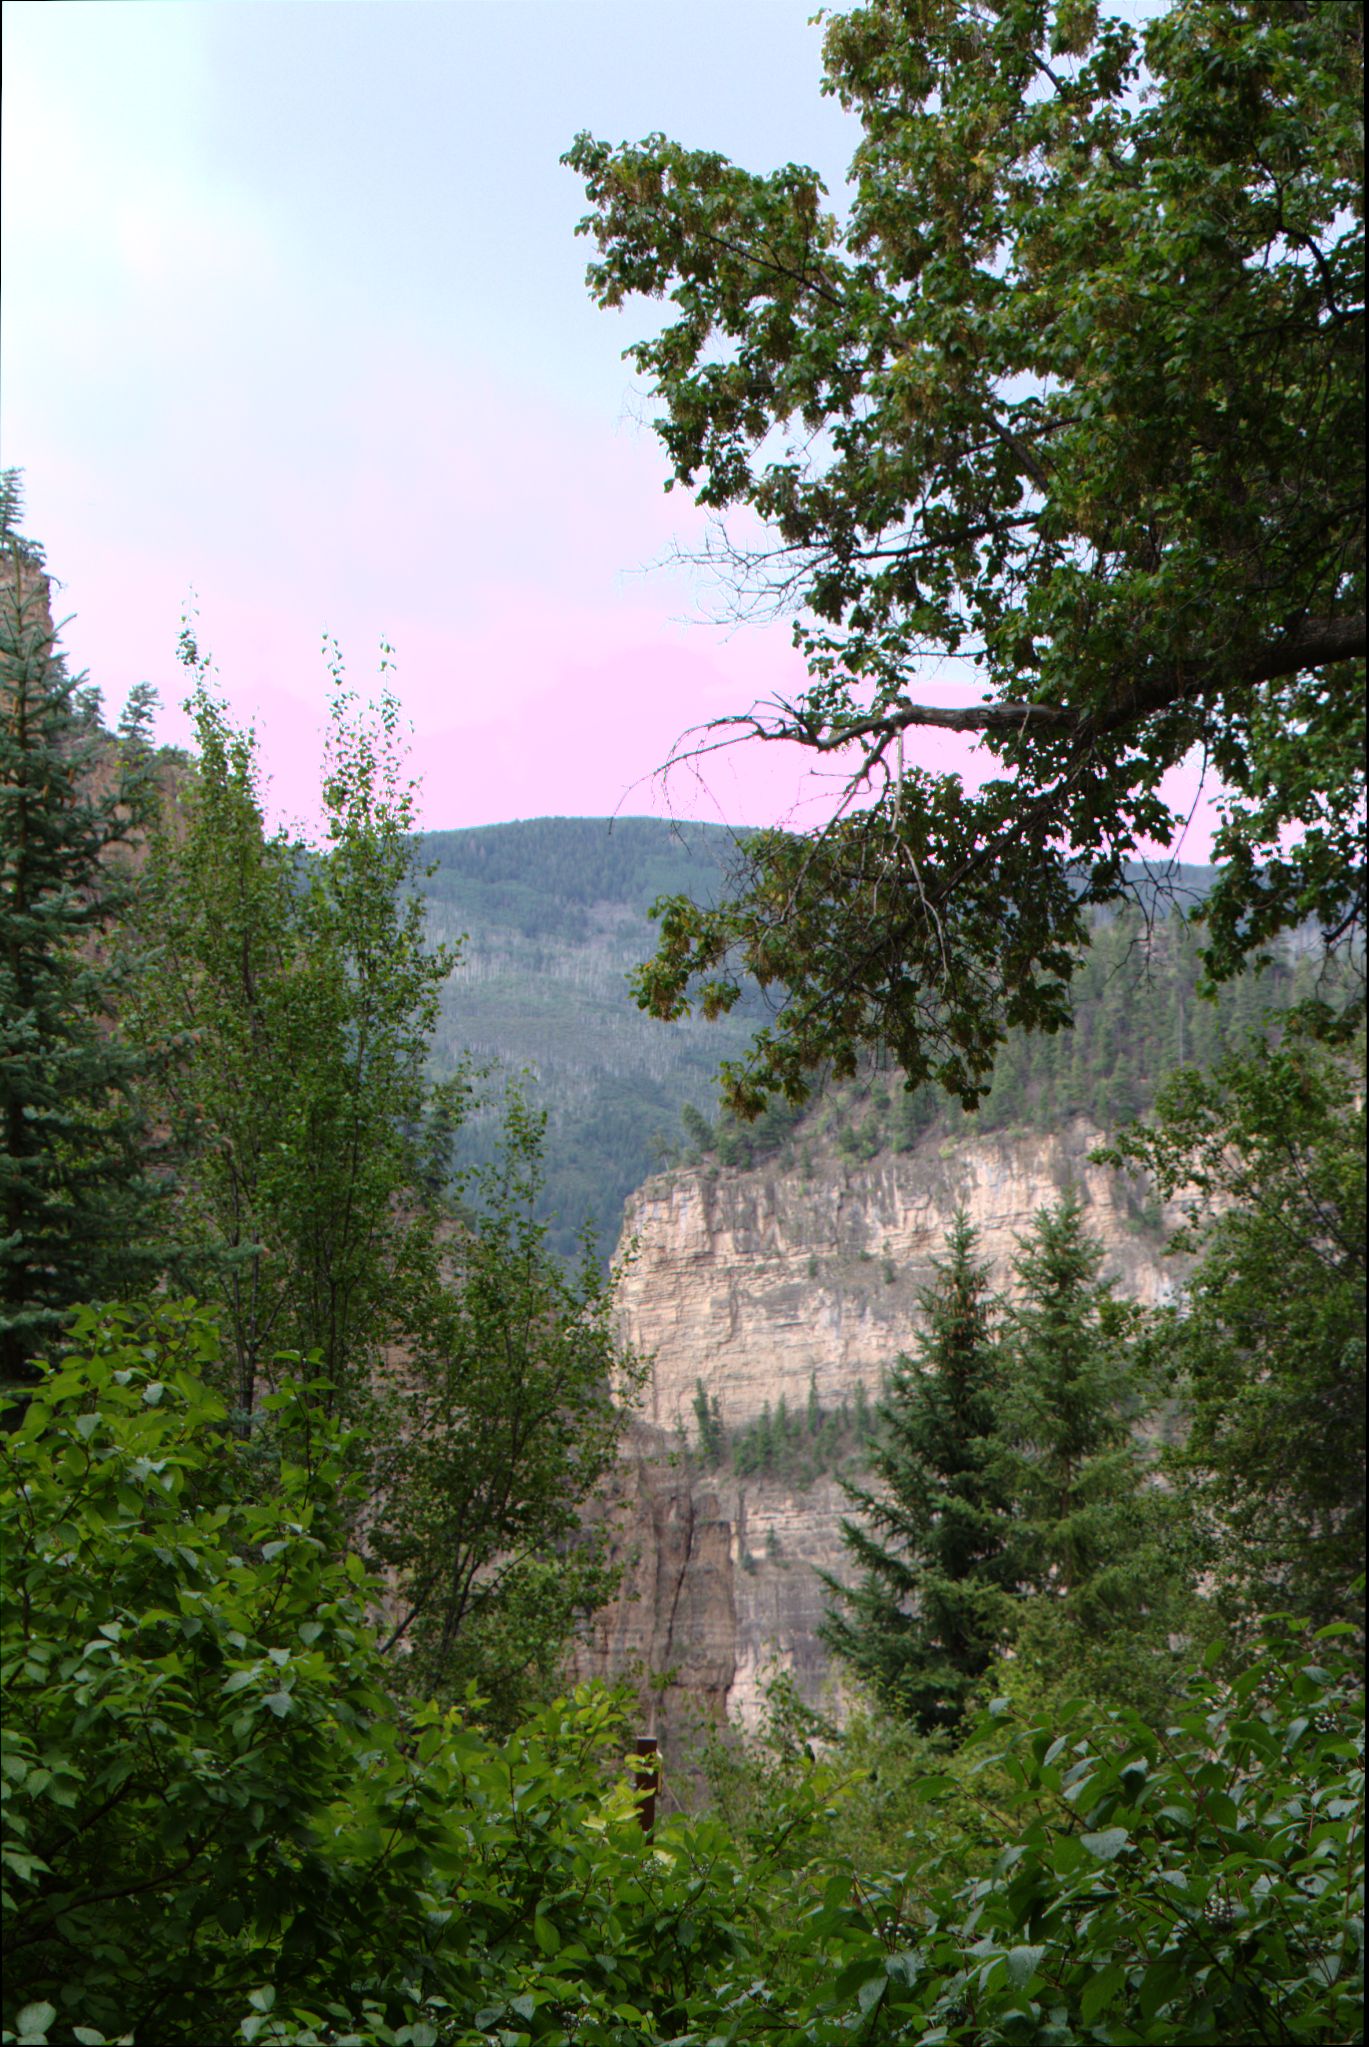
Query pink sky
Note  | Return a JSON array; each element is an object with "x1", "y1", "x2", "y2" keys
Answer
[{"x1": 5, "y1": 0, "x2": 1216, "y2": 857}]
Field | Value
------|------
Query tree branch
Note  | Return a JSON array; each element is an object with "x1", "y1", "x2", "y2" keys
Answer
[{"x1": 737, "y1": 612, "x2": 1367, "y2": 753}]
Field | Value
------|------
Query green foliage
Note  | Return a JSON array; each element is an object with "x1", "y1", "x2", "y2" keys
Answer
[
  {"x1": 135, "y1": 666, "x2": 638, "y2": 1714},
  {"x1": 365, "y1": 1094, "x2": 646, "y2": 1729},
  {"x1": 0, "y1": 540, "x2": 169, "y2": 1385},
  {"x1": 138, "y1": 657, "x2": 459, "y2": 1421},
  {"x1": 568, "y1": 0, "x2": 1364, "y2": 1117},
  {"x1": 2, "y1": 1305, "x2": 1362, "y2": 2045},
  {"x1": 677, "y1": 899, "x2": 1341, "y2": 1179},
  {"x1": 682, "y1": 1635, "x2": 1366, "y2": 2047},
  {"x1": 1103, "y1": 1032, "x2": 1366, "y2": 1642},
  {"x1": 996, "y1": 1196, "x2": 1196, "y2": 1715},
  {"x1": 2, "y1": 1304, "x2": 392, "y2": 2044},
  {"x1": 824, "y1": 1212, "x2": 1016, "y2": 1733},
  {"x1": 696, "y1": 1376, "x2": 879, "y2": 1488},
  {"x1": 823, "y1": 1199, "x2": 1195, "y2": 1731},
  {"x1": 899, "y1": 1631, "x2": 1365, "y2": 2047},
  {"x1": 691, "y1": 1376, "x2": 724, "y2": 1464}
]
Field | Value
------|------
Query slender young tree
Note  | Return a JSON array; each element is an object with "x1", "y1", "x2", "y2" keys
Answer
[
  {"x1": 822, "y1": 1211, "x2": 1014, "y2": 1733},
  {"x1": 0, "y1": 480, "x2": 168, "y2": 1387},
  {"x1": 137, "y1": 644, "x2": 462, "y2": 1422},
  {"x1": 138, "y1": 651, "x2": 642, "y2": 1714}
]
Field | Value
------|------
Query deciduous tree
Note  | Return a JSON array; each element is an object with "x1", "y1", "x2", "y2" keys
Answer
[
  {"x1": 138, "y1": 650, "x2": 460, "y2": 1422},
  {"x1": 1104, "y1": 1031, "x2": 1366, "y2": 1639},
  {"x1": 567, "y1": 0, "x2": 1364, "y2": 1115}
]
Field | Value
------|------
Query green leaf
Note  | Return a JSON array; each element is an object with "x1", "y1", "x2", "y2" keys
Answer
[
  {"x1": 247, "y1": 1987, "x2": 276, "y2": 2013},
  {"x1": 857, "y1": 1973, "x2": 888, "y2": 2015},
  {"x1": 263, "y1": 1690, "x2": 294, "y2": 1717},
  {"x1": 1006, "y1": 1944, "x2": 1046, "y2": 1988},
  {"x1": 1080, "y1": 1827, "x2": 1129, "y2": 1860},
  {"x1": 912, "y1": 1773, "x2": 958, "y2": 1798},
  {"x1": 1081, "y1": 1963, "x2": 1126, "y2": 2022},
  {"x1": 17, "y1": 2005, "x2": 57, "y2": 2043},
  {"x1": 533, "y1": 1911, "x2": 560, "y2": 1955}
]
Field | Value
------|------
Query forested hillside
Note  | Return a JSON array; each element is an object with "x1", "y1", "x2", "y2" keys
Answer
[
  {"x1": 674, "y1": 903, "x2": 1351, "y2": 1176},
  {"x1": 425, "y1": 817, "x2": 1338, "y2": 1253},
  {"x1": 414, "y1": 818, "x2": 760, "y2": 1257}
]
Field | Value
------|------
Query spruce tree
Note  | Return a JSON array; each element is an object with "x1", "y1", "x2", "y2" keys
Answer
[
  {"x1": 996, "y1": 1195, "x2": 1190, "y2": 1708},
  {"x1": 0, "y1": 481, "x2": 167, "y2": 1386},
  {"x1": 822, "y1": 1212, "x2": 1014, "y2": 1734}
]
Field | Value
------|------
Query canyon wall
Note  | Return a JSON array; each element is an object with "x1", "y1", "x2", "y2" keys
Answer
[
  {"x1": 616, "y1": 1116, "x2": 1177, "y2": 1436},
  {"x1": 572, "y1": 1116, "x2": 1178, "y2": 1771}
]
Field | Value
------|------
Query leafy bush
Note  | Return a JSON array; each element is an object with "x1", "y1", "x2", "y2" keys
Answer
[
  {"x1": 701, "y1": 1636, "x2": 1364, "y2": 2045},
  {"x1": 4, "y1": 1306, "x2": 1361, "y2": 2046},
  {"x1": 892, "y1": 1629, "x2": 1366, "y2": 2044}
]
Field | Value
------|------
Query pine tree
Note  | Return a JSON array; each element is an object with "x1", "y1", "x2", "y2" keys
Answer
[
  {"x1": 0, "y1": 485, "x2": 168, "y2": 1386},
  {"x1": 995, "y1": 1195, "x2": 1189, "y2": 1708},
  {"x1": 822, "y1": 1212, "x2": 1015, "y2": 1734}
]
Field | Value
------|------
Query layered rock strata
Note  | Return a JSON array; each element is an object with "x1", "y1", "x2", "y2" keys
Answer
[
  {"x1": 574, "y1": 1117, "x2": 1176, "y2": 1756},
  {"x1": 616, "y1": 1117, "x2": 1175, "y2": 1436}
]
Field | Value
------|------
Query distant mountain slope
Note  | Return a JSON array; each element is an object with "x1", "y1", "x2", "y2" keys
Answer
[
  {"x1": 412, "y1": 818, "x2": 1330, "y2": 1262},
  {"x1": 416, "y1": 818, "x2": 763, "y2": 1258}
]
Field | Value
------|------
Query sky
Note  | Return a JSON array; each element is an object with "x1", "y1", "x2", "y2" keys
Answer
[{"x1": 2, "y1": 0, "x2": 1215, "y2": 849}]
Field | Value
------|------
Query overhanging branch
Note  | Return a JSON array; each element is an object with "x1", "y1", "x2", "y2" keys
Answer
[{"x1": 755, "y1": 612, "x2": 1368, "y2": 753}]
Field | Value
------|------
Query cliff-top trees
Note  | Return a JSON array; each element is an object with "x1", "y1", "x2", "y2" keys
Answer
[
  {"x1": 567, "y1": 0, "x2": 1364, "y2": 1115},
  {"x1": 0, "y1": 477, "x2": 169, "y2": 1389}
]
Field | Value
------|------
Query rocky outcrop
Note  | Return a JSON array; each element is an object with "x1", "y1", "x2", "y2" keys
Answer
[
  {"x1": 617, "y1": 1117, "x2": 1175, "y2": 1437},
  {"x1": 575, "y1": 1116, "x2": 1176, "y2": 1749},
  {"x1": 570, "y1": 1429, "x2": 858, "y2": 1771},
  {"x1": 573, "y1": 1423, "x2": 738, "y2": 1736}
]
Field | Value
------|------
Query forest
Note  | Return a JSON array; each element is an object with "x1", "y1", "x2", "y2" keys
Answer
[{"x1": 3, "y1": 1, "x2": 1365, "y2": 2043}]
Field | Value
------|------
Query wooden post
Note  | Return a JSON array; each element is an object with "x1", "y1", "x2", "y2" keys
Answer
[{"x1": 633, "y1": 1735, "x2": 659, "y2": 1837}]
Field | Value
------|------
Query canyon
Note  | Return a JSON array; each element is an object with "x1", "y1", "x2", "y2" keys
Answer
[{"x1": 570, "y1": 1112, "x2": 1179, "y2": 1779}]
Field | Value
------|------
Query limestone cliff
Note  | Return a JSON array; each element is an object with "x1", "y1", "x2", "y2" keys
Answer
[
  {"x1": 574, "y1": 1116, "x2": 1177, "y2": 1756},
  {"x1": 616, "y1": 1116, "x2": 1175, "y2": 1437}
]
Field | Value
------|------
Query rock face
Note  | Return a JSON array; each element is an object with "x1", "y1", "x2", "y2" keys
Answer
[
  {"x1": 617, "y1": 1117, "x2": 1175, "y2": 1437},
  {"x1": 574, "y1": 1117, "x2": 1176, "y2": 1753},
  {"x1": 571, "y1": 1427, "x2": 855, "y2": 1774}
]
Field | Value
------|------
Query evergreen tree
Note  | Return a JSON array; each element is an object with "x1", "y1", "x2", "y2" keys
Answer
[
  {"x1": 995, "y1": 1196, "x2": 1190, "y2": 1709},
  {"x1": 692, "y1": 1376, "x2": 724, "y2": 1464},
  {"x1": 0, "y1": 486, "x2": 168, "y2": 1386},
  {"x1": 822, "y1": 1212, "x2": 1014, "y2": 1734}
]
